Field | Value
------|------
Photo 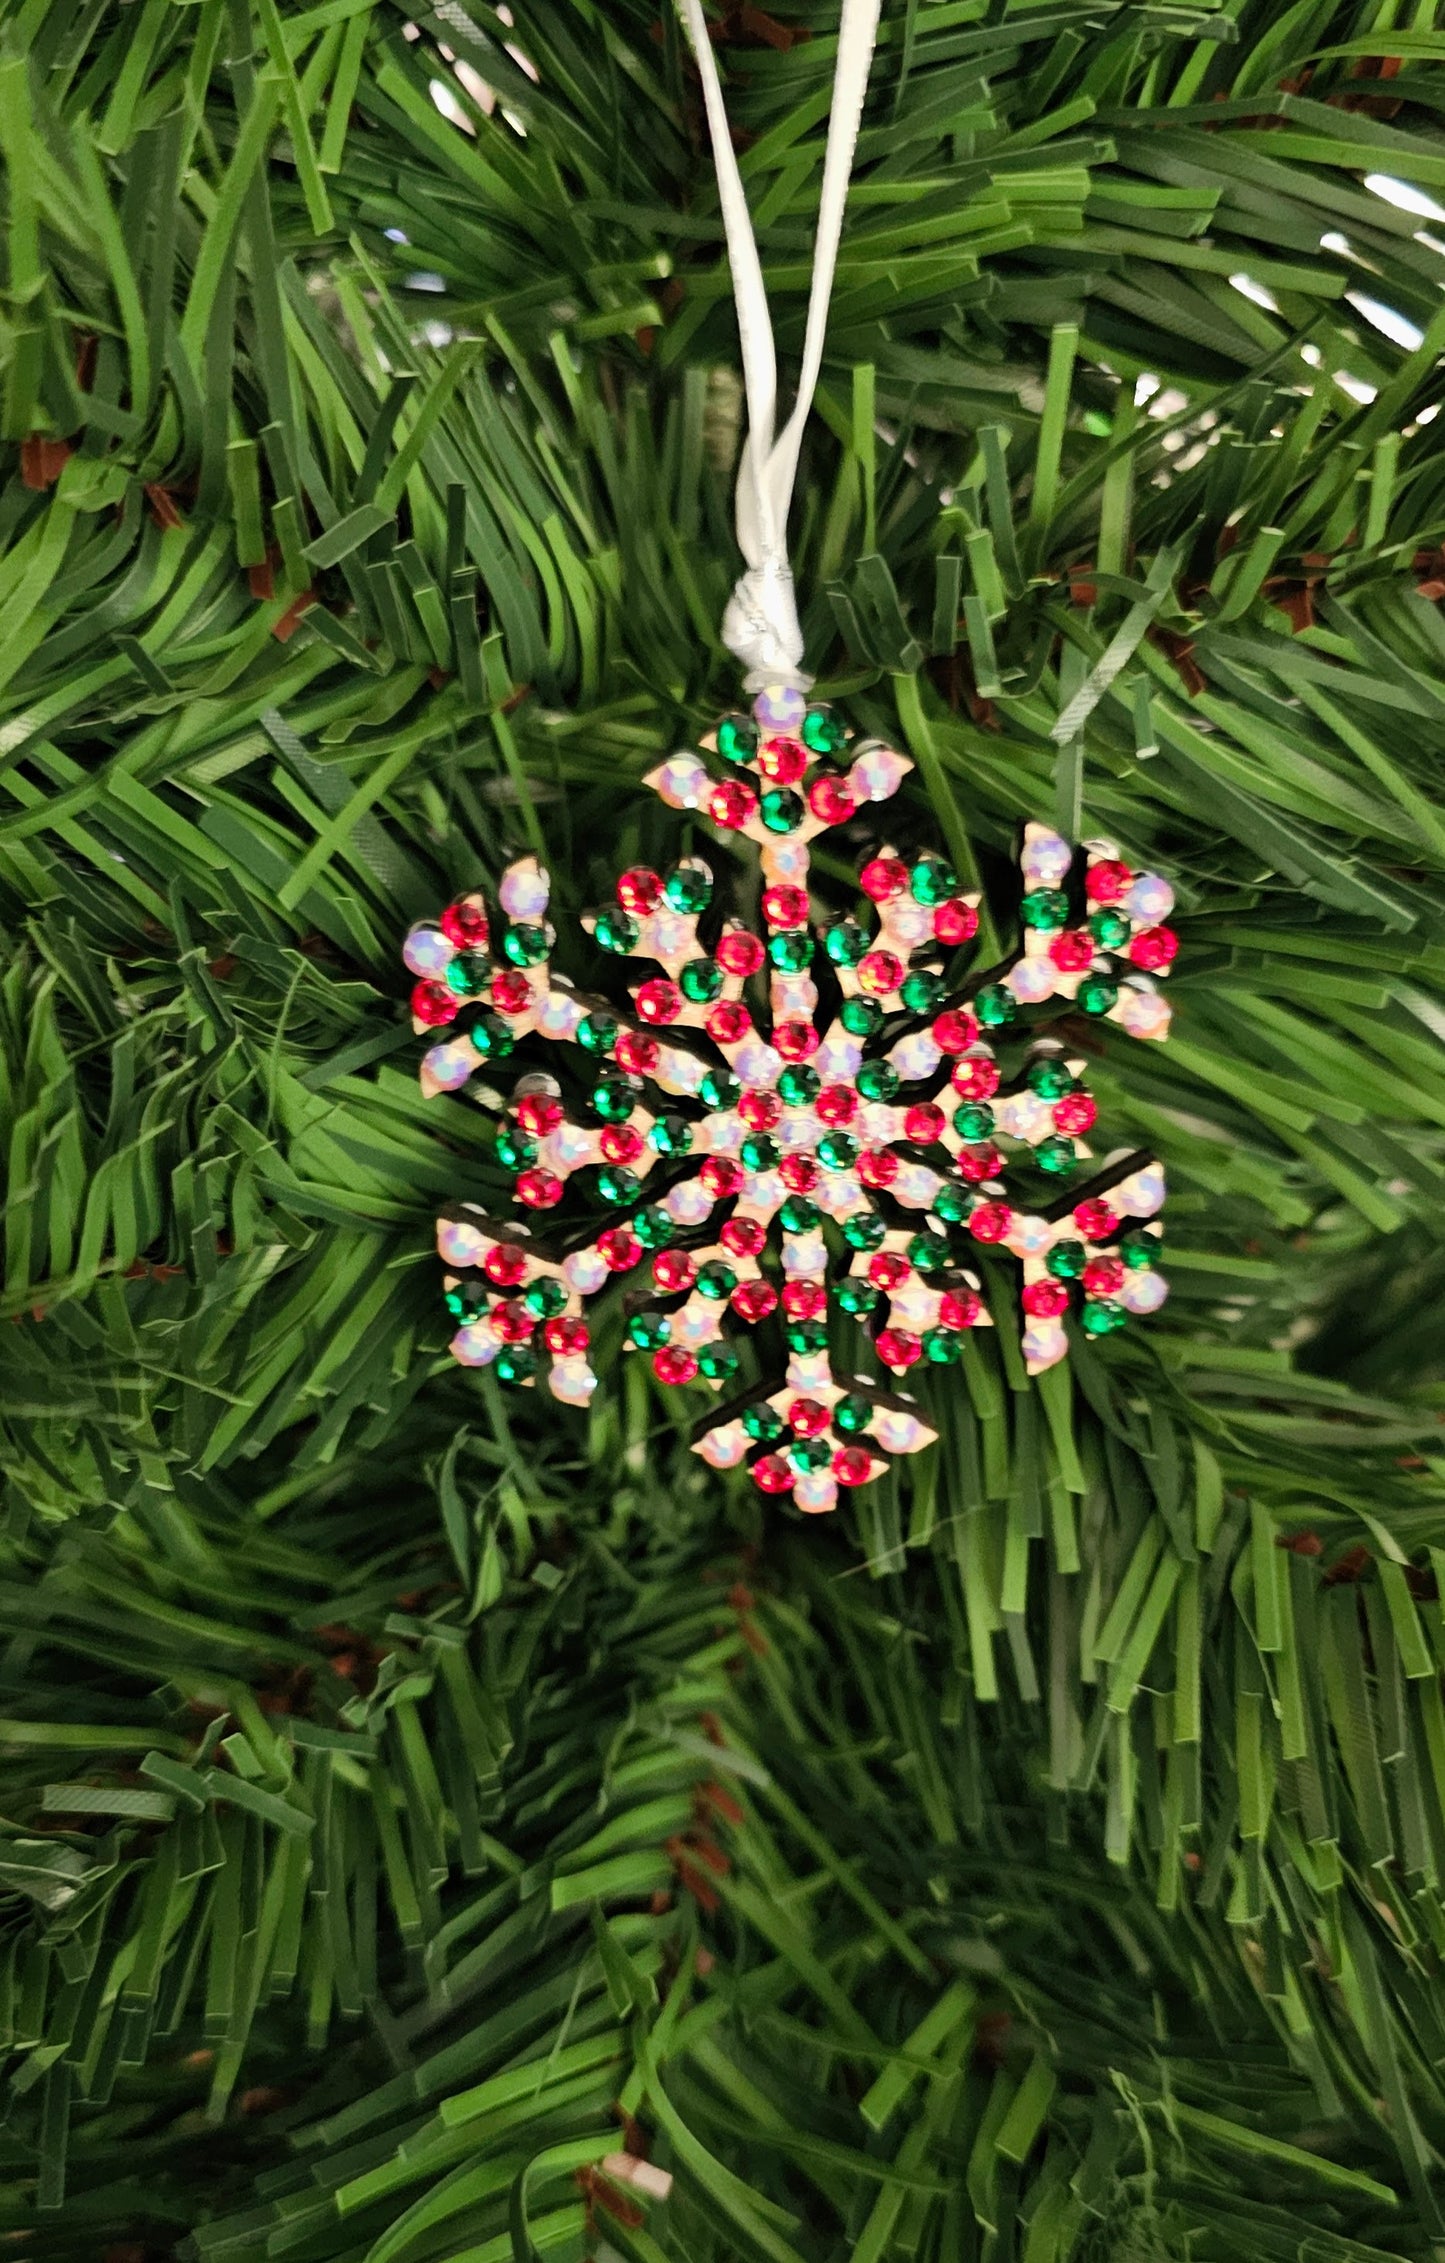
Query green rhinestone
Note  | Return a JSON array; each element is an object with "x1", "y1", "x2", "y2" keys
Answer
[
  {"x1": 1090, "y1": 907, "x2": 1130, "y2": 950},
  {"x1": 716, "y1": 714, "x2": 759, "y2": 765},
  {"x1": 1078, "y1": 974, "x2": 1119, "y2": 1017},
  {"x1": 1036, "y1": 1135, "x2": 1077, "y2": 1176},
  {"x1": 1027, "y1": 1058, "x2": 1075, "y2": 1100},
  {"x1": 649, "y1": 1114, "x2": 693, "y2": 1158},
  {"x1": 841, "y1": 1209, "x2": 887, "y2": 1252},
  {"x1": 779, "y1": 1195, "x2": 820, "y2": 1235},
  {"x1": 665, "y1": 864, "x2": 713, "y2": 915},
  {"x1": 525, "y1": 1276, "x2": 567, "y2": 1320},
  {"x1": 760, "y1": 786, "x2": 804, "y2": 834},
  {"x1": 742, "y1": 1401, "x2": 785, "y2": 1443},
  {"x1": 698, "y1": 1339, "x2": 739, "y2": 1382},
  {"x1": 503, "y1": 923, "x2": 549, "y2": 967},
  {"x1": 778, "y1": 1064, "x2": 821, "y2": 1108},
  {"x1": 1019, "y1": 887, "x2": 1069, "y2": 932},
  {"x1": 597, "y1": 1164, "x2": 640, "y2": 1205},
  {"x1": 910, "y1": 857, "x2": 958, "y2": 907},
  {"x1": 931, "y1": 1179, "x2": 971, "y2": 1225},
  {"x1": 834, "y1": 1277, "x2": 879, "y2": 1317},
  {"x1": 577, "y1": 1011, "x2": 619, "y2": 1055},
  {"x1": 856, "y1": 1060, "x2": 899, "y2": 1103},
  {"x1": 900, "y1": 969, "x2": 943, "y2": 1015},
  {"x1": 591, "y1": 1076, "x2": 639, "y2": 1122},
  {"x1": 825, "y1": 919, "x2": 870, "y2": 968},
  {"x1": 444, "y1": 1280, "x2": 489, "y2": 1322},
  {"x1": 1081, "y1": 1300, "x2": 1127, "y2": 1336},
  {"x1": 974, "y1": 983, "x2": 1018, "y2": 1029},
  {"x1": 679, "y1": 957, "x2": 723, "y2": 1003},
  {"x1": 699, "y1": 1066, "x2": 740, "y2": 1110},
  {"x1": 768, "y1": 931, "x2": 813, "y2": 973},
  {"x1": 818, "y1": 1131, "x2": 859, "y2": 1172},
  {"x1": 786, "y1": 1318, "x2": 828, "y2": 1355},
  {"x1": 468, "y1": 1011, "x2": 512, "y2": 1059},
  {"x1": 594, "y1": 908, "x2": 639, "y2": 955},
  {"x1": 495, "y1": 1126, "x2": 537, "y2": 1172},
  {"x1": 834, "y1": 1392, "x2": 875, "y2": 1436},
  {"x1": 632, "y1": 1205, "x2": 675, "y2": 1248},
  {"x1": 801, "y1": 707, "x2": 847, "y2": 756},
  {"x1": 953, "y1": 1102, "x2": 995, "y2": 1141},
  {"x1": 495, "y1": 1344, "x2": 537, "y2": 1386},
  {"x1": 1046, "y1": 1238, "x2": 1088, "y2": 1281},
  {"x1": 445, "y1": 949, "x2": 491, "y2": 996},
  {"x1": 1120, "y1": 1229, "x2": 1157, "y2": 1271},
  {"x1": 629, "y1": 1308, "x2": 672, "y2": 1350},
  {"x1": 788, "y1": 1435, "x2": 832, "y2": 1473},
  {"x1": 923, "y1": 1325, "x2": 964, "y2": 1365},
  {"x1": 841, "y1": 996, "x2": 883, "y2": 1038},
  {"x1": 741, "y1": 1134, "x2": 779, "y2": 1173},
  {"x1": 696, "y1": 1259, "x2": 738, "y2": 1300},
  {"x1": 908, "y1": 1230, "x2": 951, "y2": 1274}
]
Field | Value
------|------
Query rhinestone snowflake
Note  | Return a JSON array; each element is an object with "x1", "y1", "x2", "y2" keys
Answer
[{"x1": 405, "y1": 681, "x2": 1175, "y2": 1513}]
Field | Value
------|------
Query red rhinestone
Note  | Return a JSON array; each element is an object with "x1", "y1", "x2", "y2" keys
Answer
[
  {"x1": 653, "y1": 1345, "x2": 698, "y2": 1385},
  {"x1": 858, "y1": 1148, "x2": 898, "y2": 1189},
  {"x1": 1129, "y1": 924, "x2": 1178, "y2": 971},
  {"x1": 709, "y1": 779, "x2": 758, "y2": 830},
  {"x1": 494, "y1": 1298, "x2": 534, "y2": 1342},
  {"x1": 958, "y1": 1142, "x2": 1002, "y2": 1183},
  {"x1": 934, "y1": 897, "x2": 978, "y2": 946},
  {"x1": 739, "y1": 1089, "x2": 781, "y2": 1131},
  {"x1": 782, "y1": 1281, "x2": 826, "y2": 1321},
  {"x1": 762, "y1": 882, "x2": 810, "y2": 929},
  {"x1": 484, "y1": 1244, "x2": 527, "y2": 1288},
  {"x1": 716, "y1": 929, "x2": 765, "y2": 978},
  {"x1": 515, "y1": 1166, "x2": 562, "y2": 1209},
  {"x1": 1050, "y1": 929, "x2": 1094, "y2": 973},
  {"x1": 774, "y1": 1020, "x2": 819, "y2": 1061},
  {"x1": 869, "y1": 1252, "x2": 910, "y2": 1291},
  {"x1": 938, "y1": 1288, "x2": 983, "y2": 1329},
  {"x1": 1074, "y1": 1199, "x2": 1119, "y2": 1241},
  {"x1": 617, "y1": 866, "x2": 663, "y2": 915},
  {"x1": 411, "y1": 979, "x2": 456, "y2": 1027},
  {"x1": 968, "y1": 1201, "x2": 1012, "y2": 1244},
  {"x1": 786, "y1": 1396, "x2": 829, "y2": 1439},
  {"x1": 706, "y1": 1000, "x2": 752, "y2": 1044},
  {"x1": 876, "y1": 1327, "x2": 921, "y2": 1370},
  {"x1": 598, "y1": 1227, "x2": 643, "y2": 1270},
  {"x1": 600, "y1": 1124, "x2": 644, "y2": 1164},
  {"x1": 833, "y1": 1445, "x2": 873, "y2": 1487},
  {"x1": 1053, "y1": 1092, "x2": 1096, "y2": 1135},
  {"x1": 441, "y1": 897, "x2": 489, "y2": 949},
  {"x1": 758, "y1": 735, "x2": 807, "y2": 784},
  {"x1": 701, "y1": 1156, "x2": 743, "y2": 1199},
  {"x1": 903, "y1": 1103, "x2": 945, "y2": 1145},
  {"x1": 722, "y1": 1217, "x2": 767, "y2": 1260},
  {"x1": 1086, "y1": 858, "x2": 1133, "y2": 904},
  {"x1": 731, "y1": 1276, "x2": 778, "y2": 1320},
  {"x1": 1083, "y1": 1256, "x2": 1126, "y2": 1296},
  {"x1": 950, "y1": 1055, "x2": 1000, "y2": 1102},
  {"x1": 932, "y1": 1008, "x2": 977, "y2": 1054},
  {"x1": 860, "y1": 856, "x2": 908, "y2": 902},
  {"x1": 815, "y1": 1083, "x2": 858, "y2": 1127},
  {"x1": 515, "y1": 1092, "x2": 563, "y2": 1136},
  {"x1": 752, "y1": 1452, "x2": 793, "y2": 1494},
  {"x1": 1021, "y1": 1280, "x2": 1069, "y2": 1318},
  {"x1": 543, "y1": 1314, "x2": 589, "y2": 1355},
  {"x1": 857, "y1": 949, "x2": 903, "y2": 995},
  {"x1": 808, "y1": 774, "x2": 856, "y2": 825},
  {"x1": 492, "y1": 969, "x2": 532, "y2": 1015},
  {"x1": 780, "y1": 1155, "x2": 818, "y2": 1194},
  {"x1": 635, "y1": 978, "x2": 682, "y2": 1025},
  {"x1": 615, "y1": 1029, "x2": 660, "y2": 1075}
]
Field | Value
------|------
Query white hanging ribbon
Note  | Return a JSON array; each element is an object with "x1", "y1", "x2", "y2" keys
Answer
[{"x1": 674, "y1": 0, "x2": 881, "y2": 688}]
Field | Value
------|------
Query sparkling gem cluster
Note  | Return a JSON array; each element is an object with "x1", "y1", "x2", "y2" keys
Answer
[{"x1": 404, "y1": 684, "x2": 1176, "y2": 1511}]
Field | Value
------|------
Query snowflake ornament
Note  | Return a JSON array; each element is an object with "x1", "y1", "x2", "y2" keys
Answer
[{"x1": 405, "y1": 681, "x2": 1176, "y2": 1513}]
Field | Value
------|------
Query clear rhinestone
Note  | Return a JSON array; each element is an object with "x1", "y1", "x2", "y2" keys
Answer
[
  {"x1": 499, "y1": 861, "x2": 550, "y2": 920},
  {"x1": 404, "y1": 922, "x2": 455, "y2": 976}
]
